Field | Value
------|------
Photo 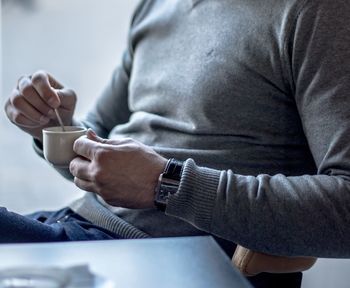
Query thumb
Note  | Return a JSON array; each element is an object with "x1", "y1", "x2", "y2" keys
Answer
[{"x1": 86, "y1": 129, "x2": 107, "y2": 143}]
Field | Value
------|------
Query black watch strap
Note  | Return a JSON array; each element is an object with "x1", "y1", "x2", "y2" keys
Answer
[{"x1": 163, "y1": 158, "x2": 183, "y2": 181}]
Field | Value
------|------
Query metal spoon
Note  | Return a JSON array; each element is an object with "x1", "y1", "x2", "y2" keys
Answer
[{"x1": 54, "y1": 109, "x2": 65, "y2": 132}]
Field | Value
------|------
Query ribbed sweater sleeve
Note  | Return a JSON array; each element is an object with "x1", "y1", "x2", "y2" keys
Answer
[
  {"x1": 166, "y1": 159, "x2": 221, "y2": 232},
  {"x1": 167, "y1": 0, "x2": 350, "y2": 258}
]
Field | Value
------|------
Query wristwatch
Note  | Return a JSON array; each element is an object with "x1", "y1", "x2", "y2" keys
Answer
[{"x1": 154, "y1": 158, "x2": 183, "y2": 211}]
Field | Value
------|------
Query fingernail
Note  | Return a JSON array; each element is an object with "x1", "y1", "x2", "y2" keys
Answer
[
  {"x1": 40, "y1": 115, "x2": 50, "y2": 124},
  {"x1": 88, "y1": 129, "x2": 97, "y2": 136}
]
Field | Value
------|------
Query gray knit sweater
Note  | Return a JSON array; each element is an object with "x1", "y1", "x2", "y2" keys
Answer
[{"x1": 35, "y1": 0, "x2": 350, "y2": 257}]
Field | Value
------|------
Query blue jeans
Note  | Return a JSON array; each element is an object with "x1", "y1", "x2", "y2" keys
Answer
[
  {"x1": 0, "y1": 206, "x2": 301, "y2": 288},
  {"x1": 0, "y1": 207, "x2": 121, "y2": 243}
]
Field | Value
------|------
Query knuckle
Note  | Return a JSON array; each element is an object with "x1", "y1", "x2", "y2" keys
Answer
[
  {"x1": 31, "y1": 70, "x2": 48, "y2": 85},
  {"x1": 17, "y1": 75, "x2": 28, "y2": 88},
  {"x1": 72, "y1": 141, "x2": 80, "y2": 153},
  {"x1": 92, "y1": 168, "x2": 105, "y2": 183},
  {"x1": 22, "y1": 85, "x2": 33, "y2": 97},
  {"x1": 8, "y1": 90, "x2": 23, "y2": 106},
  {"x1": 61, "y1": 88, "x2": 77, "y2": 109},
  {"x1": 73, "y1": 138, "x2": 84, "y2": 153},
  {"x1": 19, "y1": 80, "x2": 33, "y2": 96},
  {"x1": 10, "y1": 88, "x2": 20, "y2": 98},
  {"x1": 123, "y1": 137, "x2": 134, "y2": 143},
  {"x1": 11, "y1": 93, "x2": 23, "y2": 107},
  {"x1": 66, "y1": 88, "x2": 77, "y2": 101},
  {"x1": 94, "y1": 147, "x2": 108, "y2": 162},
  {"x1": 69, "y1": 161, "x2": 76, "y2": 175},
  {"x1": 12, "y1": 111, "x2": 23, "y2": 123}
]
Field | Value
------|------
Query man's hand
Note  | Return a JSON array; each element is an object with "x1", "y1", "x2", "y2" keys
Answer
[
  {"x1": 4, "y1": 71, "x2": 77, "y2": 142},
  {"x1": 69, "y1": 130, "x2": 168, "y2": 209}
]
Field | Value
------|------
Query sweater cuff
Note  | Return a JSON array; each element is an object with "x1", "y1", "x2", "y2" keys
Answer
[{"x1": 166, "y1": 158, "x2": 221, "y2": 232}]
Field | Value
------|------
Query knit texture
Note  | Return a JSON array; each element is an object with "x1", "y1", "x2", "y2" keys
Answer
[
  {"x1": 69, "y1": 193, "x2": 150, "y2": 239},
  {"x1": 32, "y1": 0, "x2": 350, "y2": 257},
  {"x1": 166, "y1": 159, "x2": 221, "y2": 232}
]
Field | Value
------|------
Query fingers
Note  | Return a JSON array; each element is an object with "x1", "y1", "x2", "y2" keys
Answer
[
  {"x1": 28, "y1": 72, "x2": 76, "y2": 111},
  {"x1": 46, "y1": 72, "x2": 64, "y2": 90},
  {"x1": 73, "y1": 177, "x2": 96, "y2": 193},
  {"x1": 4, "y1": 99, "x2": 44, "y2": 128},
  {"x1": 20, "y1": 82, "x2": 54, "y2": 117},
  {"x1": 18, "y1": 76, "x2": 55, "y2": 116},
  {"x1": 73, "y1": 129, "x2": 112, "y2": 160},
  {"x1": 71, "y1": 156, "x2": 98, "y2": 193},
  {"x1": 69, "y1": 156, "x2": 92, "y2": 181},
  {"x1": 10, "y1": 73, "x2": 60, "y2": 125},
  {"x1": 31, "y1": 71, "x2": 62, "y2": 108},
  {"x1": 5, "y1": 71, "x2": 77, "y2": 130},
  {"x1": 86, "y1": 129, "x2": 107, "y2": 143},
  {"x1": 73, "y1": 136, "x2": 101, "y2": 160},
  {"x1": 12, "y1": 87, "x2": 49, "y2": 120}
]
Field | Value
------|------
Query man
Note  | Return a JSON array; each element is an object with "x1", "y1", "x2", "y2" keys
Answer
[{"x1": 4, "y1": 0, "x2": 350, "y2": 287}]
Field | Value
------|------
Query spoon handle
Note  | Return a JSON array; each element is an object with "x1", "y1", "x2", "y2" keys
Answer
[{"x1": 54, "y1": 109, "x2": 65, "y2": 132}]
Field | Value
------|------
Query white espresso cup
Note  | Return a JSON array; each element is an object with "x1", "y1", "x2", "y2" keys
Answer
[{"x1": 43, "y1": 126, "x2": 87, "y2": 167}]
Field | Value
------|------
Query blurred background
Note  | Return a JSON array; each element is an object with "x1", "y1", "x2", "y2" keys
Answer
[
  {"x1": 1, "y1": 0, "x2": 138, "y2": 213},
  {"x1": 1, "y1": 1, "x2": 350, "y2": 287}
]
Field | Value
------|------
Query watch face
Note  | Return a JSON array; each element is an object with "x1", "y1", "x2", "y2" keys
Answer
[
  {"x1": 155, "y1": 175, "x2": 180, "y2": 209},
  {"x1": 157, "y1": 184, "x2": 179, "y2": 202}
]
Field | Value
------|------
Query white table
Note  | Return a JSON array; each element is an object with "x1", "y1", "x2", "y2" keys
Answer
[{"x1": 0, "y1": 236, "x2": 251, "y2": 287}]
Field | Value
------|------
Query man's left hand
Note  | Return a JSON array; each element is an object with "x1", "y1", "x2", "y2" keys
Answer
[{"x1": 69, "y1": 129, "x2": 168, "y2": 209}]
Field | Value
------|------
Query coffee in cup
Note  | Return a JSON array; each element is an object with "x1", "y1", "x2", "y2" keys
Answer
[{"x1": 43, "y1": 126, "x2": 87, "y2": 167}]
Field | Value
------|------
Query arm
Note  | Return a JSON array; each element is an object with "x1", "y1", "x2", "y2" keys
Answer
[
  {"x1": 166, "y1": 0, "x2": 350, "y2": 258},
  {"x1": 31, "y1": 52, "x2": 133, "y2": 181},
  {"x1": 32, "y1": 0, "x2": 151, "y2": 179},
  {"x1": 68, "y1": 0, "x2": 350, "y2": 257}
]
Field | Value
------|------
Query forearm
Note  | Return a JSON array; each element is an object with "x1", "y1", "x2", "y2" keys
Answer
[{"x1": 166, "y1": 159, "x2": 350, "y2": 258}]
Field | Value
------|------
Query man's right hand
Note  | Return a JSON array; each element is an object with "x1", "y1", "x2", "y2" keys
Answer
[{"x1": 4, "y1": 71, "x2": 77, "y2": 142}]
